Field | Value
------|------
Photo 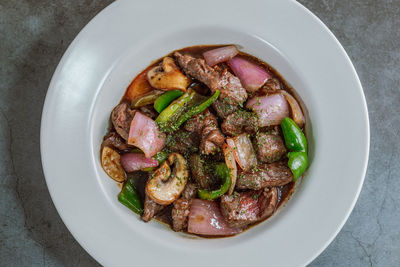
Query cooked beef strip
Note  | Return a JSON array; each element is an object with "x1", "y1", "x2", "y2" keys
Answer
[
  {"x1": 182, "y1": 182, "x2": 197, "y2": 199},
  {"x1": 111, "y1": 102, "x2": 136, "y2": 140},
  {"x1": 220, "y1": 191, "x2": 259, "y2": 228},
  {"x1": 212, "y1": 99, "x2": 239, "y2": 119},
  {"x1": 184, "y1": 113, "x2": 203, "y2": 133},
  {"x1": 202, "y1": 130, "x2": 224, "y2": 155},
  {"x1": 255, "y1": 133, "x2": 287, "y2": 163},
  {"x1": 171, "y1": 199, "x2": 191, "y2": 231},
  {"x1": 171, "y1": 183, "x2": 197, "y2": 231},
  {"x1": 220, "y1": 187, "x2": 278, "y2": 228},
  {"x1": 189, "y1": 82, "x2": 210, "y2": 95},
  {"x1": 258, "y1": 187, "x2": 278, "y2": 221},
  {"x1": 174, "y1": 52, "x2": 248, "y2": 105},
  {"x1": 142, "y1": 195, "x2": 165, "y2": 222},
  {"x1": 236, "y1": 161, "x2": 293, "y2": 190},
  {"x1": 250, "y1": 78, "x2": 282, "y2": 99},
  {"x1": 221, "y1": 110, "x2": 258, "y2": 136},
  {"x1": 188, "y1": 154, "x2": 214, "y2": 189},
  {"x1": 166, "y1": 130, "x2": 200, "y2": 155},
  {"x1": 184, "y1": 109, "x2": 224, "y2": 155},
  {"x1": 264, "y1": 78, "x2": 282, "y2": 91},
  {"x1": 102, "y1": 132, "x2": 133, "y2": 151},
  {"x1": 139, "y1": 105, "x2": 158, "y2": 119}
]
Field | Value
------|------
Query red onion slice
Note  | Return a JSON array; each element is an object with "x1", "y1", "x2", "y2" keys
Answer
[
  {"x1": 246, "y1": 94, "x2": 289, "y2": 127},
  {"x1": 203, "y1": 46, "x2": 239, "y2": 66},
  {"x1": 222, "y1": 143, "x2": 237, "y2": 195},
  {"x1": 188, "y1": 199, "x2": 241, "y2": 236},
  {"x1": 278, "y1": 90, "x2": 305, "y2": 128},
  {"x1": 120, "y1": 153, "x2": 159, "y2": 172},
  {"x1": 127, "y1": 112, "x2": 165, "y2": 158},
  {"x1": 228, "y1": 57, "x2": 271, "y2": 92},
  {"x1": 227, "y1": 134, "x2": 257, "y2": 172}
]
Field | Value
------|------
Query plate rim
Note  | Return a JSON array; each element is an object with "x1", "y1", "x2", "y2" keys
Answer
[
  {"x1": 291, "y1": 1, "x2": 370, "y2": 263},
  {"x1": 40, "y1": 0, "x2": 370, "y2": 266}
]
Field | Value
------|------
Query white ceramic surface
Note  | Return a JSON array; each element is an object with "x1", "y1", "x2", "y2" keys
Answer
[{"x1": 40, "y1": 0, "x2": 370, "y2": 266}]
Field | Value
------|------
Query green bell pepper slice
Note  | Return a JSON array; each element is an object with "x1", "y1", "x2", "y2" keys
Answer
[
  {"x1": 118, "y1": 178, "x2": 143, "y2": 215},
  {"x1": 281, "y1": 117, "x2": 307, "y2": 152},
  {"x1": 155, "y1": 89, "x2": 196, "y2": 128},
  {"x1": 155, "y1": 89, "x2": 220, "y2": 132},
  {"x1": 287, "y1": 151, "x2": 308, "y2": 181},
  {"x1": 154, "y1": 90, "x2": 184, "y2": 113},
  {"x1": 174, "y1": 90, "x2": 220, "y2": 128},
  {"x1": 280, "y1": 117, "x2": 308, "y2": 180},
  {"x1": 198, "y1": 163, "x2": 231, "y2": 200}
]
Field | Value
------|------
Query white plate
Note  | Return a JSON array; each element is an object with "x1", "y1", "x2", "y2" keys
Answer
[{"x1": 40, "y1": 0, "x2": 369, "y2": 266}]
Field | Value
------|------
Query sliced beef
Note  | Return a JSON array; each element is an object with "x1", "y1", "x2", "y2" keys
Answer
[
  {"x1": 220, "y1": 191, "x2": 259, "y2": 228},
  {"x1": 258, "y1": 187, "x2": 278, "y2": 221},
  {"x1": 174, "y1": 52, "x2": 247, "y2": 105},
  {"x1": 264, "y1": 78, "x2": 282, "y2": 91},
  {"x1": 182, "y1": 182, "x2": 197, "y2": 199},
  {"x1": 212, "y1": 99, "x2": 239, "y2": 119},
  {"x1": 171, "y1": 199, "x2": 191, "y2": 231},
  {"x1": 188, "y1": 154, "x2": 214, "y2": 189},
  {"x1": 111, "y1": 102, "x2": 136, "y2": 140},
  {"x1": 189, "y1": 82, "x2": 210, "y2": 95},
  {"x1": 221, "y1": 110, "x2": 258, "y2": 136},
  {"x1": 184, "y1": 113, "x2": 204, "y2": 133},
  {"x1": 201, "y1": 130, "x2": 224, "y2": 155},
  {"x1": 184, "y1": 109, "x2": 224, "y2": 155},
  {"x1": 255, "y1": 133, "x2": 287, "y2": 163},
  {"x1": 236, "y1": 161, "x2": 292, "y2": 190},
  {"x1": 166, "y1": 130, "x2": 200, "y2": 154},
  {"x1": 139, "y1": 105, "x2": 158, "y2": 119},
  {"x1": 141, "y1": 195, "x2": 165, "y2": 222},
  {"x1": 220, "y1": 187, "x2": 278, "y2": 228},
  {"x1": 251, "y1": 78, "x2": 282, "y2": 99},
  {"x1": 102, "y1": 132, "x2": 133, "y2": 151},
  {"x1": 171, "y1": 183, "x2": 197, "y2": 231}
]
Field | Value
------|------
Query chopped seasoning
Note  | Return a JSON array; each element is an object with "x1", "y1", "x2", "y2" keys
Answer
[{"x1": 101, "y1": 45, "x2": 303, "y2": 237}]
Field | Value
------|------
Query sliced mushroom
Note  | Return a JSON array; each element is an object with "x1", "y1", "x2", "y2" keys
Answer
[
  {"x1": 101, "y1": 146, "x2": 126, "y2": 182},
  {"x1": 145, "y1": 153, "x2": 189, "y2": 205},
  {"x1": 147, "y1": 57, "x2": 191, "y2": 91}
]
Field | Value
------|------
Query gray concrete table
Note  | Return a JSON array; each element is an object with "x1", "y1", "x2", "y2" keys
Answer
[{"x1": 1, "y1": 1, "x2": 399, "y2": 266}]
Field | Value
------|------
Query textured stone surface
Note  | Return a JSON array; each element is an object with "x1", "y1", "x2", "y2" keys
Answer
[
  {"x1": 0, "y1": 0, "x2": 399, "y2": 266},
  {"x1": 298, "y1": 1, "x2": 400, "y2": 266}
]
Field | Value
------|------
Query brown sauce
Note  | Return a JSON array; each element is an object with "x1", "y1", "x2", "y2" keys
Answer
[{"x1": 108, "y1": 45, "x2": 303, "y2": 237}]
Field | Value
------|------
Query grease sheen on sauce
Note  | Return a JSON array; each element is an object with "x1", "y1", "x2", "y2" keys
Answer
[{"x1": 122, "y1": 45, "x2": 299, "y2": 237}]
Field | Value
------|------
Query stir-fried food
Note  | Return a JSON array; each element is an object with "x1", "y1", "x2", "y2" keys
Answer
[{"x1": 100, "y1": 45, "x2": 309, "y2": 237}]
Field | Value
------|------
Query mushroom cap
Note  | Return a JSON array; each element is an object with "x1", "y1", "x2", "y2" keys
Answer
[
  {"x1": 145, "y1": 153, "x2": 189, "y2": 205},
  {"x1": 147, "y1": 57, "x2": 191, "y2": 91},
  {"x1": 101, "y1": 146, "x2": 127, "y2": 182}
]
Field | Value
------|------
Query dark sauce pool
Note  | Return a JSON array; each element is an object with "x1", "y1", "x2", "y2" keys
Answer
[{"x1": 107, "y1": 45, "x2": 302, "y2": 238}]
